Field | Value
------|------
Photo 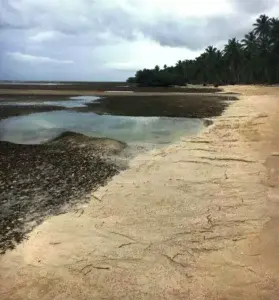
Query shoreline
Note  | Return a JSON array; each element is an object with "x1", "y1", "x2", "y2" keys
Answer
[
  {"x1": 1, "y1": 85, "x2": 279, "y2": 299},
  {"x1": 0, "y1": 88, "x2": 234, "y2": 97},
  {"x1": 0, "y1": 93, "x2": 236, "y2": 120}
]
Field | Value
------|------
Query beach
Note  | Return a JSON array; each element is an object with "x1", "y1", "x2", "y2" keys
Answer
[
  {"x1": 1, "y1": 85, "x2": 279, "y2": 299},
  {"x1": 0, "y1": 87, "x2": 213, "y2": 253}
]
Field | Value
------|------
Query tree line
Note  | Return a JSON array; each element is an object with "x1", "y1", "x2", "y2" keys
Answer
[{"x1": 127, "y1": 15, "x2": 279, "y2": 86}]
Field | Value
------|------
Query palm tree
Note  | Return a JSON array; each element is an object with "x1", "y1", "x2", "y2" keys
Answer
[
  {"x1": 215, "y1": 50, "x2": 224, "y2": 84},
  {"x1": 205, "y1": 46, "x2": 217, "y2": 55},
  {"x1": 154, "y1": 65, "x2": 160, "y2": 72},
  {"x1": 175, "y1": 60, "x2": 186, "y2": 81},
  {"x1": 242, "y1": 32, "x2": 258, "y2": 52},
  {"x1": 269, "y1": 18, "x2": 279, "y2": 82},
  {"x1": 127, "y1": 14, "x2": 279, "y2": 86},
  {"x1": 223, "y1": 38, "x2": 244, "y2": 83},
  {"x1": 269, "y1": 18, "x2": 279, "y2": 46},
  {"x1": 241, "y1": 32, "x2": 258, "y2": 83},
  {"x1": 253, "y1": 14, "x2": 270, "y2": 38},
  {"x1": 195, "y1": 53, "x2": 209, "y2": 83},
  {"x1": 204, "y1": 46, "x2": 219, "y2": 83},
  {"x1": 253, "y1": 15, "x2": 272, "y2": 82}
]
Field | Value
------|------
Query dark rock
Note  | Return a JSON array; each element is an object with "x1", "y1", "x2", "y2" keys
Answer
[
  {"x1": 83, "y1": 95, "x2": 238, "y2": 119},
  {"x1": 48, "y1": 131, "x2": 127, "y2": 155},
  {"x1": 0, "y1": 132, "x2": 126, "y2": 254},
  {"x1": 203, "y1": 119, "x2": 214, "y2": 127}
]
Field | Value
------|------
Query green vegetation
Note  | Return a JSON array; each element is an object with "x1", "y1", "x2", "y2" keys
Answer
[{"x1": 127, "y1": 15, "x2": 279, "y2": 87}]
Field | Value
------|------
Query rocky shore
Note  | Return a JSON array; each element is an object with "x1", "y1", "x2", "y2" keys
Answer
[
  {"x1": 84, "y1": 94, "x2": 237, "y2": 118},
  {"x1": 0, "y1": 132, "x2": 126, "y2": 253},
  {"x1": 0, "y1": 90, "x2": 233, "y2": 255},
  {"x1": 0, "y1": 93, "x2": 237, "y2": 120}
]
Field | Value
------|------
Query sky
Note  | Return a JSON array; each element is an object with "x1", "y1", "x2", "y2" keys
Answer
[{"x1": 1, "y1": 0, "x2": 279, "y2": 81}]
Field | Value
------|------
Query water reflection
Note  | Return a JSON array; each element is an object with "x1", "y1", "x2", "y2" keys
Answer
[{"x1": 0, "y1": 111, "x2": 203, "y2": 145}]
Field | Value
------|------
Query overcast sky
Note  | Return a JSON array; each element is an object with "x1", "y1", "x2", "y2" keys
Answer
[{"x1": 1, "y1": 0, "x2": 279, "y2": 81}]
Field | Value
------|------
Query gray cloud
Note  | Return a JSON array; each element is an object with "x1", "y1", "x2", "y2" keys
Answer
[
  {"x1": 0, "y1": 0, "x2": 278, "y2": 80},
  {"x1": 1, "y1": 0, "x2": 277, "y2": 47},
  {"x1": 232, "y1": 0, "x2": 276, "y2": 14},
  {"x1": 141, "y1": 14, "x2": 251, "y2": 49},
  {"x1": 7, "y1": 52, "x2": 74, "y2": 64}
]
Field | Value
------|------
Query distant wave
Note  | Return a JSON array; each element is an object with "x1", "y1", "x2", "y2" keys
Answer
[{"x1": 0, "y1": 81, "x2": 66, "y2": 86}]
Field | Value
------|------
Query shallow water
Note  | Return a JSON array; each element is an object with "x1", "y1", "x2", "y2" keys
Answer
[
  {"x1": 0, "y1": 82, "x2": 66, "y2": 86},
  {"x1": 0, "y1": 96, "x2": 100, "y2": 108},
  {"x1": 0, "y1": 110, "x2": 203, "y2": 146}
]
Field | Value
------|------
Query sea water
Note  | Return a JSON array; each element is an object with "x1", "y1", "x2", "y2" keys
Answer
[
  {"x1": 0, "y1": 110, "x2": 203, "y2": 146},
  {"x1": 0, "y1": 96, "x2": 100, "y2": 108}
]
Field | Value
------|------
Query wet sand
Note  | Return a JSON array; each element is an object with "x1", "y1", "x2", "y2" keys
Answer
[
  {"x1": 0, "y1": 82, "x2": 222, "y2": 93},
  {"x1": 0, "y1": 93, "x2": 236, "y2": 120},
  {"x1": 0, "y1": 105, "x2": 65, "y2": 120},
  {"x1": 1, "y1": 86, "x2": 279, "y2": 299}
]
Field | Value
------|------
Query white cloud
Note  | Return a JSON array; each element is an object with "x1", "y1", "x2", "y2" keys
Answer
[
  {"x1": 105, "y1": 61, "x2": 142, "y2": 71},
  {"x1": 29, "y1": 31, "x2": 58, "y2": 42},
  {"x1": 1, "y1": 0, "x2": 279, "y2": 80},
  {"x1": 7, "y1": 52, "x2": 74, "y2": 64},
  {"x1": 104, "y1": 39, "x2": 201, "y2": 70}
]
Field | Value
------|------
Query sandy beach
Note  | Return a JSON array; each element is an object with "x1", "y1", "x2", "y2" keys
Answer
[{"x1": 1, "y1": 85, "x2": 279, "y2": 299}]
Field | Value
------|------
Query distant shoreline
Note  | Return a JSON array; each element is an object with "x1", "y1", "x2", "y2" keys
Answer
[{"x1": 0, "y1": 89, "x2": 228, "y2": 97}]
